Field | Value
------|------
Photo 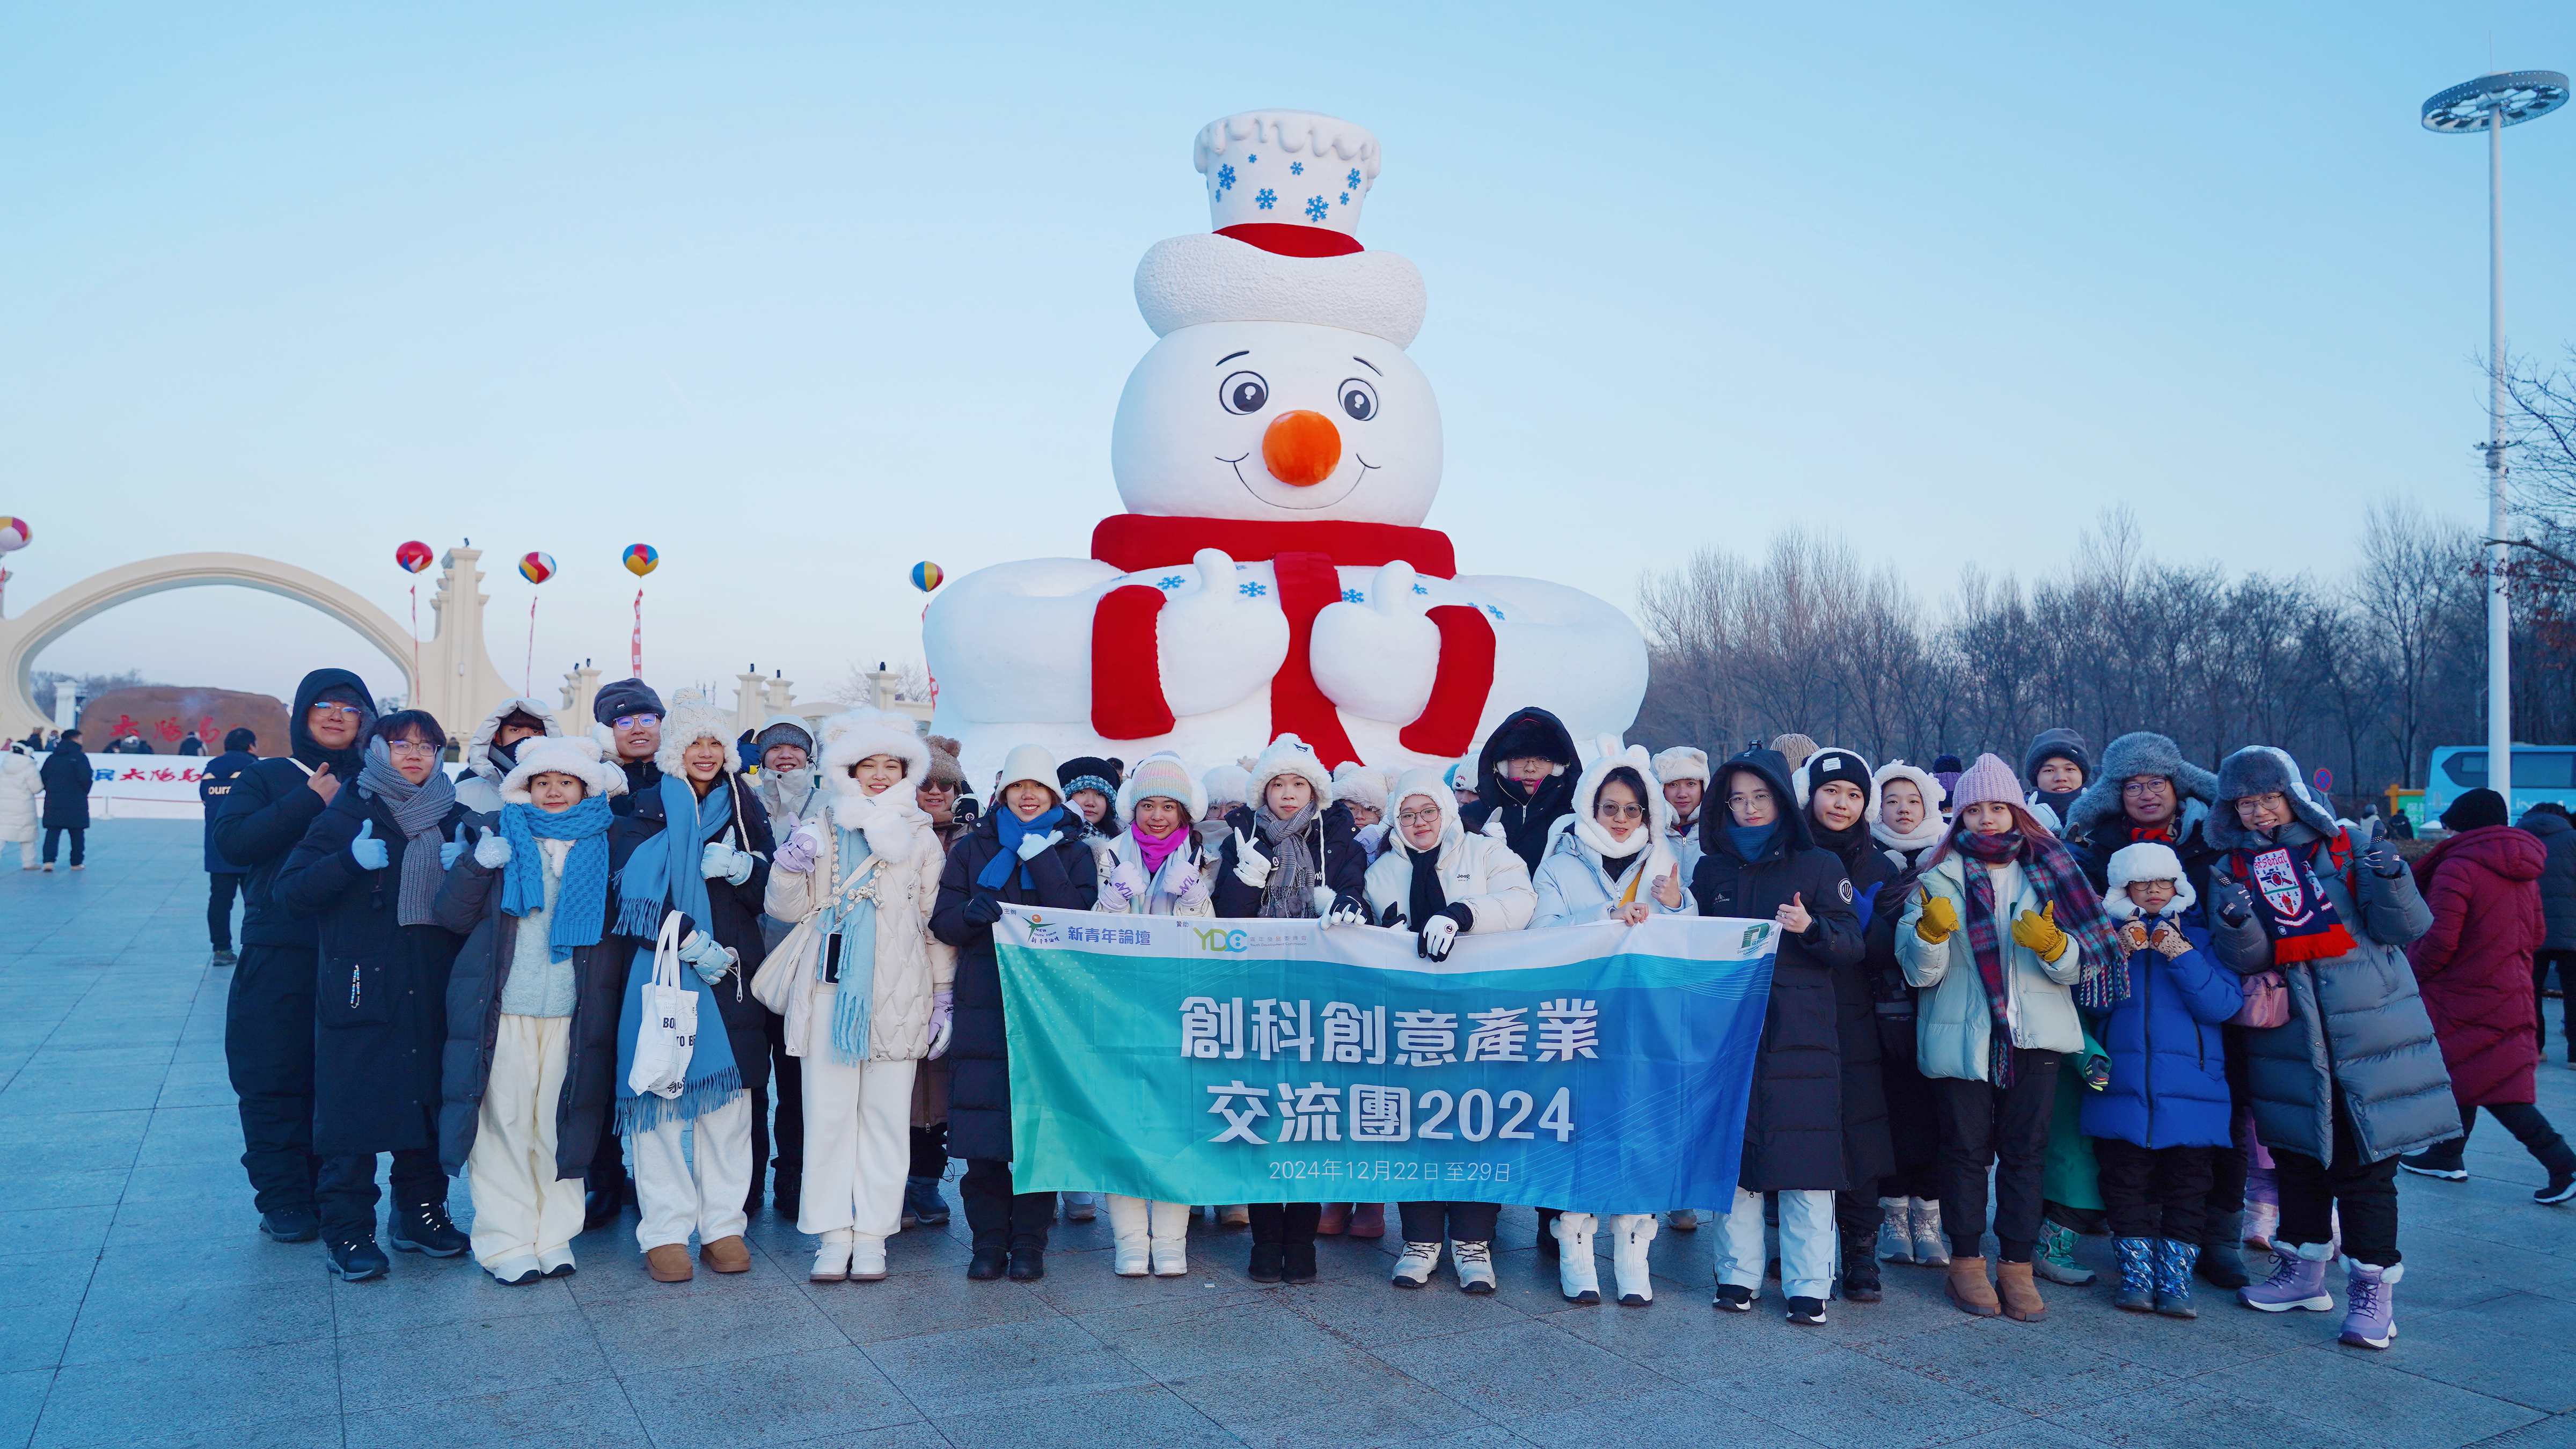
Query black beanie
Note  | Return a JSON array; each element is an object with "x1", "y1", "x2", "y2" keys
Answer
[
  {"x1": 593, "y1": 678, "x2": 664, "y2": 727},
  {"x1": 1801, "y1": 748, "x2": 1874, "y2": 811},
  {"x1": 2442, "y1": 788, "x2": 2508, "y2": 833}
]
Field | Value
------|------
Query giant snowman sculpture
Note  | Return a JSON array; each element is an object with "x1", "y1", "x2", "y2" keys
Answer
[{"x1": 926, "y1": 110, "x2": 1646, "y2": 779}]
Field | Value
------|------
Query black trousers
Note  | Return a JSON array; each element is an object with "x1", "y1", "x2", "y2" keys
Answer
[
  {"x1": 910, "y1": 1122, "x2": 949, "y2": 1180},
  {"x1": 961, "y1": 1158, "x2": 1054, "y2": 1251},
  {"x1": 2538, "y1": 950, "x2": 2576, "y2": 1059},
  {"x1": 2197, "y1": 1030, "x2": 2252, "y2": 1236},
  {"x1": 41, "y1": 827, "x2": 82, "y2": 867},
  {"x1": 1932, "y1": 1049, "x2": 2060, "y2": 1263},
  {"x1": 317, "y1": 1147, "x2": 445, "y2": 1241},
  {"x1": 750, "y1": 1009, "x2": 802, "y2": 1201},
  {"x1": 2427, "y1": 1101, "x2": 2575, "y2": 1171},
  {"x1": 2274, "y1": 1097, "x2": 2400, "y2": 1267},
  {"x1": 1876, "y1": 1011, "x2": 1942, "y2": 1201},
  {"x1": 225, "y1": 945, "x2": 319, "y2": 1216},
  {"x1": 1397, "y1": 1201, "x2": 1499, "y2": 1243},
  {"x1": 1249, "y1": 1203, "x2": 1322, "y2": 1249},
  {"x1": 208, "y1": 873, "x2": 241, "y2": 952},
  {"x1": 2093, "y1": 1138, "x2": 2215, "y2": 1242}
]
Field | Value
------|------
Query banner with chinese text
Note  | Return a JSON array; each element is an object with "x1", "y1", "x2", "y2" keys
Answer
[{"x1": 996, "y1": 909, "x2": 1777, "y2": 1212}]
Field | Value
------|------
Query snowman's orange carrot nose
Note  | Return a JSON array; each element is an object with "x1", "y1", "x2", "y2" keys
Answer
[{"x1": 1262, "y1": 409, "x2": 1341, "y2": 487}]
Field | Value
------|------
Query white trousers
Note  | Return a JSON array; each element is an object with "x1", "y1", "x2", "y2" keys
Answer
[
  {"x1": 1714, "y1": 1186, "x2": 1837, "y2": 1299},
  {"x1": 467, "y1": 1014, "x2": 584, "y2": 1269},
  {"x1": 630, "y1": 1091, "x2": 752, "y2": 1253},
  {"x1": 797, "y1": 1046, "x2": 917, "y2": 1239}
]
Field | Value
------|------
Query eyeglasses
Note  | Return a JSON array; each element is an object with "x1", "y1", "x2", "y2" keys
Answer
[
  {"x1": 386, "y1": 740, "x2": 440, "y2": 759},
  {"x1": 1724, "y1": 793, "x2": 1769, "y2": 810},
  {"x1": 1397, "y1": 807, "x2": 1443, "y2": 825},
  {"x1": 1596, "y1": 802, "x2": 1645, "y2": 822},
  {"x1": 612, "y1": 713, "x2": 660, "y2": 730},
  {"x1": 311, "y1": 704, "x2": 365, "y2": 721},
  {"x1": 2121, "y1": 780, "x2": 2169, "y2": 796}
]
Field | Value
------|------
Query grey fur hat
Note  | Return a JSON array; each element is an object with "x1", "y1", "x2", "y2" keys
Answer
[
  {"x1": 2067, "y1": 731, "x2": 2220, "y2": 841},
  {"x1": 2207, "y1": 745, "x2": 2337, "y2": 851}
]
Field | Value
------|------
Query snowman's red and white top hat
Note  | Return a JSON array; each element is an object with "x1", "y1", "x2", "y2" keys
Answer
[{"x1": 1133, "y1": 109, "x2": 1427, "y2": 348}]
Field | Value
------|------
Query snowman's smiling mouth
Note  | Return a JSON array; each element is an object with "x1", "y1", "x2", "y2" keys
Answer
[{"x1": 1221, "y1": 452, "x2": 1377, "y2": 511}]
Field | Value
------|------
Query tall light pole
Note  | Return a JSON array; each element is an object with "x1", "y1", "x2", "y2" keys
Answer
[{"x1": 2423, "y1": 70, "x2": 2567, "y2": 802}]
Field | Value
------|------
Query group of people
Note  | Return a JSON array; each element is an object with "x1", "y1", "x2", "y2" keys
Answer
[
  {"x1": 185, "y1": 667, "x2": 2566, "y2": 1357},
  {"x1": 2, "y1": 727, "x2": 99, "y2": 870}
]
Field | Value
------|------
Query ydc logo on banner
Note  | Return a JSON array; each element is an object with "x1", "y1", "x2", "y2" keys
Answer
[{"x1": 996, "y1": 911, "x2": 1779, "y2": 1214}]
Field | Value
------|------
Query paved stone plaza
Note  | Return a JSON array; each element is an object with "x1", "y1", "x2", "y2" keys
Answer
[{"x1": 2, "y1": 822, "x2": 2573, "y2": 1448}]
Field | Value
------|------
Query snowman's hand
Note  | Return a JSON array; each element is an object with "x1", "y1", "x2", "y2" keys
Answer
[
  {"x1": 1310, "y1": 560, "x2": 1440, "y2": 723},
  {"x1": 1157, "y1": 550, "x2": 1290, "y2": 718}
]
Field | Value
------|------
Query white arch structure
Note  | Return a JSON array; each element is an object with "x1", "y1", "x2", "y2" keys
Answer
[{"x1": 0, "y1": 549, "x2": 514, "y2": 743}]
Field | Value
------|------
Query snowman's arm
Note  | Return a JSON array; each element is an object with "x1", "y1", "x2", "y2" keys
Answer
[
  {"x1": 1092, "y1": 551, "x2": 1290, "y2": 740},
  {"x1": 1461, "y1": 576, "x2": 1651, "y2": 744},
  {"x1": 922, "y1": 558, "x2": 1122, "y2": 724}
]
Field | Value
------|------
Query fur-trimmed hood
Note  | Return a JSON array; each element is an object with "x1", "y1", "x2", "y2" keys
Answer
[
  {"x1": 2067, "y1": 731, "x2": 2221, "y2": 842},
  {"x1": 500, "y1": 734, "x2": 626, "y2": 804},
  {"x1": 464, "y1": 697, "x2": 559, "y2": 784},
  {"x1": 2208, "y1": 745, "x2": 2338, "y2": 852},
  {"x1": 1702, "y1": 747, "x2": 1814, "y2": 860},
  {"x1": 1570, "y1": 740, "x2": 1671, "y2": 865},
  {"x1": 1386, "y1": 765, "x2": 1463, "y2": 858},
  {"x1": 1868, "y1": 759, "x2": 1948, "y2": 852},
  {"x1": 651, "y1": 689, "x2": 737, "y2": 780},
  {"x1": 818, "y1": 708, "x2": 931, "y2": 787}
]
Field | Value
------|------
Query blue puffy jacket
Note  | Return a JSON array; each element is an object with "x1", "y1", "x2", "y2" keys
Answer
[{"x1": 2079, "y1": 915, "x2": 2242, "y2": 1149}]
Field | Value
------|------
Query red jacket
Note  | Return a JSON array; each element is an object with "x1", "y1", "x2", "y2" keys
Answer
[{"x1": 2410, "y1": 824, "x2": 2547, "y2": 1106}]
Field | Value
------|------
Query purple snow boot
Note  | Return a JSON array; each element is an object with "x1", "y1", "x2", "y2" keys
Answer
[
  {"x1": 2338, "y1": 1260, "x2": 2400, "y2": 1349},
  {"x1": 2238, "y1": 1242, "x2": 2335, "y2": 1313}
]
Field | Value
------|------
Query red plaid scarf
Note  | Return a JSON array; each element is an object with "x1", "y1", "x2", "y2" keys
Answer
[{"x1": 1949, "y1": 823, "x2": 2126, "y2": 1086}]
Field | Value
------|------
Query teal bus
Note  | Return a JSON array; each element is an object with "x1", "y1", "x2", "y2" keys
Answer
[{"x1": 2423, "y1": 746, "x2": 2576, "y2": 825}]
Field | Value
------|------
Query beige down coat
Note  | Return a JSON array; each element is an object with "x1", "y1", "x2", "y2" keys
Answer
[{"x1": 763, "y1": 787, "x2": 955, "y2": 1063}]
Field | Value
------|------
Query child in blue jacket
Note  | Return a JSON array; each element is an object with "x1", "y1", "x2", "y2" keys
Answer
[{"x1": 2082, "y1": 842, "x2": 2243, "y2": 1318}]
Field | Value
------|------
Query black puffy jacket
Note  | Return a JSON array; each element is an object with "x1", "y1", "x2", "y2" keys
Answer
[
  {"x1": 210, "y1": 668, "x2": 372, "y2": 950},
  {"x1": 930, "y1": 812, "x2": 1097, "y2": 1163},
  {"x1": 1210, "y1": 801, "x2": 1370, "y2": 920},
  {"x1": 2521, "y1": 809, "x2": 2576, "y2": 954}
]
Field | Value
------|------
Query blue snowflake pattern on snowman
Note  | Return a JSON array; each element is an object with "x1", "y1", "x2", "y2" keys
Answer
[
  {"x1": 1486, "y1": 605, "x2": 1506, "y2": 621},
  {"x1": 1157, "y1": 575, "x2": 1186, "y2": 591},
  {"x1": 1411, "y1": 583, "x2": 1430, "y2": 596},
  {"x1": 1338, "y1": 193, "x2": 1350, "y2": 204},
  {"x1": 1304, "y1": 195, "x2": 1329, "y2": 222},
  {"x1": 1246, "y1": 154, "x2": 1257, "y2": 164},
  {"x1": 1341, "y1": 588, "x2": 1364, "y2": 604},
  {"x1": 1290, "y1": 161, "x2": 1304, "y2": 175},
  {"x1": 1346, "y1": 168, "x2": 1363, "y2": 189},
  {"x1": 1214, "y1": 164, "x2": 1235, "y2": 194},
  {"x1": 1255, "y1": 188, "x2": 1276, "y2": 210},
  {"x1": 1238, "y1": 581, "x2": 1268, "y2": 599}
]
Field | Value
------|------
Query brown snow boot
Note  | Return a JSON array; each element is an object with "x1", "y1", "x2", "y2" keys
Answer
[
  {"x1": 1996, "y1": 1259, "x2": 2047, "y2": 1321},
  {"x1": 644, "y1": 1244, "x2": 693, "y2": 1282},
  {"x1": 1945, "y1": 1255, "x2": 2000, "y2": 1316}
]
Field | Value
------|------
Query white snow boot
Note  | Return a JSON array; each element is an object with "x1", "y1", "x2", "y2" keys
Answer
[
  {"x1": 851, "y1": 1233, "x2": 888, "y2": 1283},
  {"x1": 1149, "y1": 1199, "x2": 1190, "y2": 1277},
  {"x1": 1553, "y1": 1211, "x2": 1601, "y2": 1304},
  {"x1": 810, "y1": 1230, "x2": 853, "y2": 1283},
  {"x1": 1453, "y1": 1239, "x2": 1497, "y2": 1294},
  {"x1": 1392, "y1": 1239, "x2": 1441, "y2": 1289},
  {"x1": 1107, "y1": 1194, "x2": 1152, "y2": 1277},
  {"x1": 1611, "y1": 1213, "x2": 1658, "y2": 1306}
]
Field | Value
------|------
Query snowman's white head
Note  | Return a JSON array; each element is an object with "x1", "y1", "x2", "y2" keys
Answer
[
  {"x1": 1114, "y1": 111, "x2": 1439, "y2": 526},
  {"x1": 1111, "y1": 319, "x2": 1441, "y2": 525}
]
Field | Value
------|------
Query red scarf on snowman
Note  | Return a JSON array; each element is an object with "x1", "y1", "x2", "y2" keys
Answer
[{"x1": 1087, "y1": 514, "x2": 1495, "y2": 768}]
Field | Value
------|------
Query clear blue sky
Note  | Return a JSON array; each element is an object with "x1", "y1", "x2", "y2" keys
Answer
[{"x1": 6, "y1": 2, "x2": 2573, "y2": 708}]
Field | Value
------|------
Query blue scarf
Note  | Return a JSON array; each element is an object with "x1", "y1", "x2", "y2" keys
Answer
[
  {"x1": 611, "y1": 772, "x2": 744, "y2": 1135},
  {"x1": 824, "y1": 828, "x2": 880, "y2": 1065},
  {"x1": 497, "y1": 797, "x2": 613, "y2": 961},
  {"x1": 977, "y1": 803, "x2": 1067, "y2": 892},
  {"x1": 1726, "y1": 822, "x2": 1778, "y2": 862},
  {"x1": 615, "y1": 772, "x2": 733, "y2": 938}
]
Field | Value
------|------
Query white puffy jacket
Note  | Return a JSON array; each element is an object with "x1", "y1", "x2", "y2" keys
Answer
[
  {"x1": 0, "y1": 750, "x2": 37, "y2": 841},
  {"x1": 1363, "y1": 769, "x2": 1536, "y2": 932}
]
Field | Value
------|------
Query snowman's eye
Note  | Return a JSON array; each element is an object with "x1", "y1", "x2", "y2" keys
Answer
[
  {"x1": 1338, "y1": 378, "x2": 1380, "y2": 422},
  {"x1": 1218, "y1": 371, "x2": 1269, "y2": 415}
]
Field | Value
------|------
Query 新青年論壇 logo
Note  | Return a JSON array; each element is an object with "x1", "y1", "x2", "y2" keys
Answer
[{"x1": 1023, "y1": 914, "x2": 1062, "y2": 946}]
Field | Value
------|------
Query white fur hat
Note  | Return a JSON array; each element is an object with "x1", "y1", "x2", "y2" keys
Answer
[
  {"x1": 1249, "y1": 734, "x2": 1334, "y2": 805},
  {"x1": 1202, "y1": 762, "x2": 1252, "y2": 812},
  {"x1": 652, "y1": 689, "x2": 737, "y2": 778},
  {"x1": 1866, "y1": 759, "x2": 1948, "y2": 826},
  {"x1": 1386, "y1": 766, "x2": 1461, "y2": 856},
  {"x1": 1331, "y1": 762, "x2": 1394, "y2": 814},
  {"x1": 2105, "y1": 840, "x2": 2198, "y2": 918},
  {"x1": 500, "y1": 734, "x2": 626, "y2": 805},
  {"x1": 996, "y1": 743, "x2": 1060, "y2": 800},
  {"x1": 1119, "y1": 751, "x2": 1206, "y2": 820},
  {"x1": 1651, "y1": 746, "x2": 1711, "y2": 786},
  {"x1": 818, "y1": 708, "x2": 930, "y2": 787}
]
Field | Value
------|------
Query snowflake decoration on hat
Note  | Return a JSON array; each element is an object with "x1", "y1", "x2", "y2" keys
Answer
[
  {"x1": 1339, "y1": 192, "x2": 1350, "y2": 204},
  {"x1": 1255, "y1": 188, "x2": 1276, "y2": 210},
  {"x1": 1290, "y1": 162, "x2": 1304, "y2": 175},
  {"x1": 1215, "y1": 164, "x2": 1235, "y2": 193},
  {"x1": 1304, "y1": 195, "x2": 1329, "y2": 222},
  {"x1": 1246, "y1": 153, "x2": 1257, "y2": 164},
  {"x1": 1347, "y1": 168, "x2": 1363, "y2": 189}
]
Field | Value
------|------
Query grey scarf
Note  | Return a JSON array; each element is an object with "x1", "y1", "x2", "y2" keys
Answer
[
  {"x1": 1256, "y1": 802, "x2": 1321, "y2": 920},
  {"x1": 357, "y1": 742, "x2": 459, "y2": 927}
]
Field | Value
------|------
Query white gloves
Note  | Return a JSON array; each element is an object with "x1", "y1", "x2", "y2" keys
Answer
[
  {"x1": 1015, "y1": 830, "x2": 1063, "y2": 863},
  {"x1": 1232, "y1": 830, "x2": 1272, "y2": 888},
  {"x1": 678, "y1": 930, "x2": 737, "y2": 984},
  {"x1": 1419, "y1": 913, "x2": 1460, "y2": 961},
  {"x1": 474, "y1": 832, "x2": 512, "y2": 870},
  {"x1": 1107, "y1": 859, "x2": 1152, "y2": 904},
  {"x1": 700, "y1": 841, "x2": 755, "y2": 885},
  {"x1": 1316, "y1": 887, "x2": 1366, "y2": 929}
]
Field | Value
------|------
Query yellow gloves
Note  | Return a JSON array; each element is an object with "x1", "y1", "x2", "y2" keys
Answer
[
  {"x1": 1913, "y1": 888, "x2": 1959, "y2": 945},
  {"x1": 2012, "y1": 902, "x2": 2068, "y2": 962}
]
